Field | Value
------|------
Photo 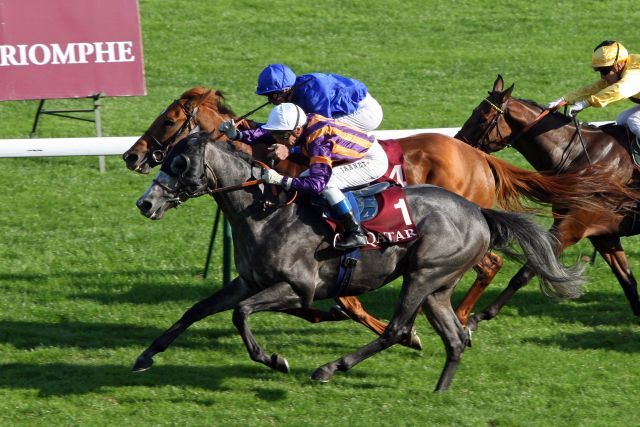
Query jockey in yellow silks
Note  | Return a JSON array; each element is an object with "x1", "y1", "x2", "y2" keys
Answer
[{"x1": 547, "y1": 41, "x2": 640, "y2": 143}]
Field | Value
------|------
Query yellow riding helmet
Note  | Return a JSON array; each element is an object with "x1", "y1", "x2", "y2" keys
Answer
[{"x1": 592, "y1": 41, "x2": 629, "y2": 68}]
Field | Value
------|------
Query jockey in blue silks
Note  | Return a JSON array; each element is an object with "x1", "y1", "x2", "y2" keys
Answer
[
  {"x1": 255, "y1": 63, "x2": 383, "y2": 132},
  {"x1": 219, "y1": 103, "x2": 388, "y2": 250}
]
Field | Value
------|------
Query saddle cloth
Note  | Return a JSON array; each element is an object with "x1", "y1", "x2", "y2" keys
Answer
[
  {"x1": 378, "y1": 138, "x2": 407, "y2": 187},
  {"x1": 325, "y1": 183, "x2": 420, "y2": 250}
]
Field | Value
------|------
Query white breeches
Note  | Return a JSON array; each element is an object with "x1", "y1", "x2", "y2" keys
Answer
[
  {"x1": 299, "y1": 140, "x2": 389, "y2": 205},
  {"x1": 335, "y1": 93, "x2": 384, "y2": 132},
  {"x1": 616, "y1": 104, "x2": 640, "y2": 138}
]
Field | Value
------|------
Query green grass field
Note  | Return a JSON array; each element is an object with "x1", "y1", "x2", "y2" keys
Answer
[{"x1": 1, "y1": 0, "x2": 640, "y2": 425}]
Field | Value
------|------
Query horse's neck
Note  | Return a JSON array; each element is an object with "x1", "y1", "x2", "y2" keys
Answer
[
  {"x1": 509, "y1": 101, "x2": 584, "y2": 171},
  {"x1": 197, "y1": 104, "x2": 252, "y2": 155},
  {"x1": 206, "y1": 146, "x2": 295, "y2": 236},
  {"x1": 196, "y1": 103, "x2": 231, "y2": 132}
]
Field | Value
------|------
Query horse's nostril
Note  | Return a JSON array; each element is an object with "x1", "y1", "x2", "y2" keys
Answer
[
  {"x1": 124, "y1": 152, "x2": 139, "y2": 164},
  {"x1": 137, "y1": 200, "x2": 152, "y2": 213}
]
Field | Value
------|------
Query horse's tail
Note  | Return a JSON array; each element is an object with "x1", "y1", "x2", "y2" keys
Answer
[
  {"x1": 483, "y1": 154, "x2": 639, "y2": 213},
  {"x1": 481, "y1": 208, "x2": 585, "y2": 299}
]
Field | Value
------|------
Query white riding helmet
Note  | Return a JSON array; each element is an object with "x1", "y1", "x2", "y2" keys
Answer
[{"x1": 262, "y1": 103, "x2": 307, "y2": 131}]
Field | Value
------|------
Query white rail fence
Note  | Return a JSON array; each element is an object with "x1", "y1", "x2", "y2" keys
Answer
[
  {"x1": 0, "y1": 124, "x2": 612, "y2": 158},
  {"x1": 0, "y1": 128, "x2": 459, "y2": 158}
]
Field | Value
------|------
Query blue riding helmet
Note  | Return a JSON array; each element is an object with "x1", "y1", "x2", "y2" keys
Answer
[{"x1": 256, "y1": 64, "x2": 297, "y2": 95}]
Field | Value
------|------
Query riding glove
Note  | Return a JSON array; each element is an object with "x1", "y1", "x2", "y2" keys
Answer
[
  {"x1": 218, "y1": 120, "x2": 238, "y2": 140},
  {"x1": 566, "y1": 100, "x2": 589, "y2": 117},
  {"x1": 261, "y1": 169, "x2": 291, "y2": 190},
  {"x1": 546, "y1": 97, "x2": 565, "y2": 109}
]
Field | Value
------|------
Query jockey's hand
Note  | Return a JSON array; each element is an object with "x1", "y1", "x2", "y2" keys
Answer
[
  {"x1": 566, "y1": 100, "x2": 589, "y2": 117},
  {"x1": 261, "y1": 168, "x2": 292, "y2": 189},
  {"x1": 268, "y1": 143, "x2": 290, "y2": 161},
  {"x1": 218, "y1": 120, "x2": 238, "y2": 140},
  {"x1": 546, "y1": 97, "x2": 565, "y2": 109}
]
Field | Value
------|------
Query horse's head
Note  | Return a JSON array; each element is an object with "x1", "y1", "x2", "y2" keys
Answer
[
  {"x1": 136, "y1": 132, "x2": 214, "y2": 219},
  {"x1": 455, "y1": 75, "x2": 516, "y2": 153},
  {"x1": 123, "y1": 87, "x2": 235, "y2": 174}
]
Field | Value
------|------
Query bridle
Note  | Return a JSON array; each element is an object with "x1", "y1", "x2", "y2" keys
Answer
[
  {"x1": 143, "y1": 99, "x2": 201, "y2": 164},
  {"x1": 460, "y1": 95, "x2": 563, "y2": 153},
  {"x1": 457, "y1": 96, "x2": 511, "y2": 152}
]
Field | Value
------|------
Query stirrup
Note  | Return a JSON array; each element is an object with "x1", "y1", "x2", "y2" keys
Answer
[{"x1": 333, "y1": 232, "x2": 367, "y2": 250}]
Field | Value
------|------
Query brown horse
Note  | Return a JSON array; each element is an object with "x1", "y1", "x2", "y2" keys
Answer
[
  {"x1": 455, "y1": 74, "x2": 640, "y2": 329},
  {"x1": 122, "y1": 86, "x2": 632, "y2": 335}
]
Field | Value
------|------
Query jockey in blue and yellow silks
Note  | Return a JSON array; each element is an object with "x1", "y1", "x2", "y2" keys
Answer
[{"x1": 219, "y1": 103, "x2": 388, "y2": 250}]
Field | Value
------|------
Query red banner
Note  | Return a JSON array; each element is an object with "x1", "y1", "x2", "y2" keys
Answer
[{"x1": 0, "y1": 0, "x2": 146, "y2": 101}]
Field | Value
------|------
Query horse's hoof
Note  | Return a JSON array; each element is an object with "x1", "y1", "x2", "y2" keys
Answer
[
  {"x1": 467, "y1": 315, "x2": 479, "y2": 332},
  {"x1": 329, "y1": 305, "x2": 350, "y2": 320},
  {"x1": 409, "y1": 327, "x2": 423, "y2": 350},
  {"x1": 310, "y1": 366, "x2": 333, "y2": 383},
  {"x1": 132, "y1": 354, "x2": 153, "y2": 372},
  {"x1": 270, "y1": 353, "x2": 290, "y2": 373},
  {"x1": 401, "y1": 327, "x2": 423, "y2": 351},
  {"x1": 464, "y1": 327, "x2": 473, "y2": 348}
]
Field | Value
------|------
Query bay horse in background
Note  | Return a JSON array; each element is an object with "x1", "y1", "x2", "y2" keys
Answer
[
  {"x1": 121, "y1": 86, "x2": 639, "y2": 339},
  {"x1": 455, "y1": 74, "x2": 640, "y2": 329},
  {"x1": 132, "y1": 132, "x2": 586, "y2": 391}
]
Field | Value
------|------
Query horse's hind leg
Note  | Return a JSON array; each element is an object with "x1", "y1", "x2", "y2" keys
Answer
[
  {"x1": 590, "y1": 236, "x2": 640, "y2": 316},
  {"x1": 423, "y1": 290, "x2": 471, "y2": 391},
  {"x1": 337, "y1": 296, "x2": 423, "y2": 350},
  {"x1": 310, "y1": 272, "x2": 432, "y2": 383},
  {"x1": 454, "y1": 251, "x2": 503, "y2": 326},
  {"x1": 132, "y1": 276, "x2": 254, "y2": 372},
  {"x1": 467, "y1": 264, "x2": 537, "y2": 331}
]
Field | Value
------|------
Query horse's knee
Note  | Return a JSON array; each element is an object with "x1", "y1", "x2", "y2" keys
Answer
[{"x1": 231, "y1": 306, "x2": 249, "y2": 328}]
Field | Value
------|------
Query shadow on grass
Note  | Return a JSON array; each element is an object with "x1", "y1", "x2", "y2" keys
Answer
[
  {"x1": 0, "y1": 362, "x2": 290, "y2": 398},
  {"x1": 0, "y1": 359, "x2": 399, "y2": 398},
  {"x1": 523, "y1": 328, "x2": 640, "y2": 352},
  {"x1": 0, "y1": 319, "x2": 372, "y2": 353}
]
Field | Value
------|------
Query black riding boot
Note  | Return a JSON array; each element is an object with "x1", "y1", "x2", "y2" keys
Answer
[{"x1": 334, "y1": 211, "x2": 367, "y2": 250}]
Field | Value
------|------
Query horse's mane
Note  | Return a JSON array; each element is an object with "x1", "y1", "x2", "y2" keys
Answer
[
  {"x1": 203, "y1": 131, "x2": 254, "y2": 165},
  {"x1": 180, "y1": 86, "x2": 237, "y2": 116}
]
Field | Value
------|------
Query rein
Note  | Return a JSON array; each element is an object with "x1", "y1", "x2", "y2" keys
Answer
[
  {"x1": 207, "y1": 159, "x2": 270, "y2": 194},
  {"x1": 177, "y1": 156, "x2": 297, "y2": 207}
]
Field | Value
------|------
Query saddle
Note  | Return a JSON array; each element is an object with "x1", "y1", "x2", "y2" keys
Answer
[{"x1": 597, "y1": 123, "x2": 640, "y2": 169}]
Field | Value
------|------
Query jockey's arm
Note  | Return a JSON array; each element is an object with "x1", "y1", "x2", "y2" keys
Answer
[{"x1": 236, "y1": 127, "x2": 276, "y2": 146}]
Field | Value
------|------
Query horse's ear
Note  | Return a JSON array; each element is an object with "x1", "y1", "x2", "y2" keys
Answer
[
  {"x1": 502, "y1": 83, "x2": 515, "y2": 100},
  {"x1": 493, "y1": 75, "x2": 504, "y2": 92}
]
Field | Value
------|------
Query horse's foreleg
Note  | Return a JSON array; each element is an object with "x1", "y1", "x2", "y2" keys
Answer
[
  {"x1": 232, "y1": 282, "x2": 308, "y2": 373},
  {"x1": 454, "y1": 251, "x2": 503, "y2": 326},
  {"x1": 590, "y1": 236, "x2": 640, "y2": 316},
  {"x1": 132, "y1": 276, "x2": 255, "y2": 373}
]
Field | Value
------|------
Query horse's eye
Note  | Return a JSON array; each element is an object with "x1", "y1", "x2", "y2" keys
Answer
[{"x1": 163, "y1": 119, "x2": 174, "y2": 127}]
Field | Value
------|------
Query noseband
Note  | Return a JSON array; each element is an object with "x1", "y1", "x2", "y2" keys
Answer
[
  {"x1": 472, "y1": 97, "x2": 511, "y2": 152},
  {"x1": 143, "y1": 100, "x2": 200, "y2": 164}
]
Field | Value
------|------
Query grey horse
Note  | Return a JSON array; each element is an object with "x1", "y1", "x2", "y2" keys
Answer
[{"x1": 133, "y1": 132, "x2": 584, "y2": 391}]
